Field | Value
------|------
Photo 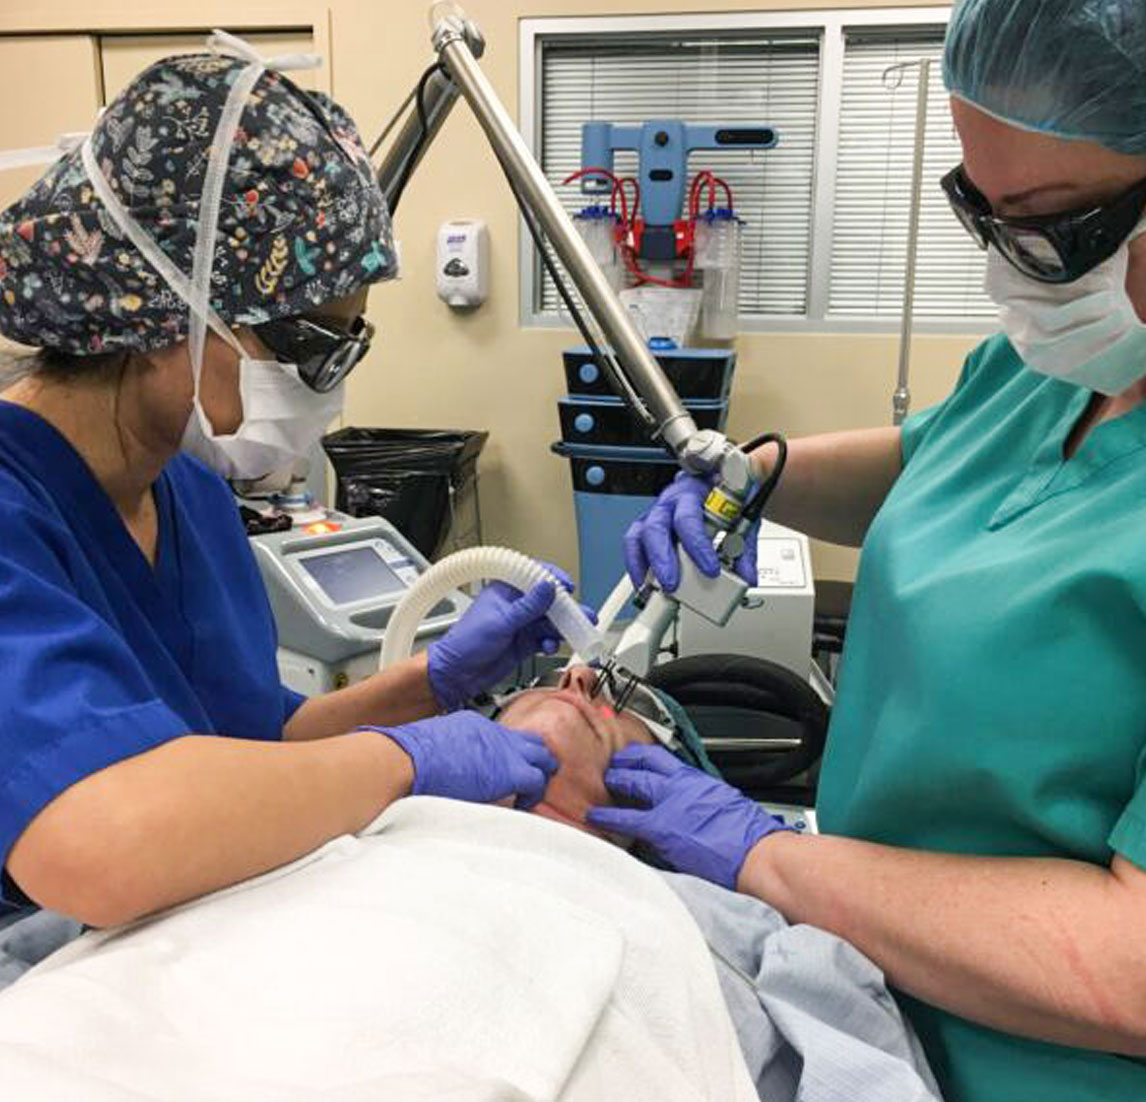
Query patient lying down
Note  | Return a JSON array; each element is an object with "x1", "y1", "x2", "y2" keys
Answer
[
  {"x1": 0, "y1": 667, "x2": 943, "y2": 1102},
  {"x1": 492, "y1": 666, "x2": 945, "y2": 1101},
  {"x1": 494, "y1": 665, "x2": 654, "y2": 838}
]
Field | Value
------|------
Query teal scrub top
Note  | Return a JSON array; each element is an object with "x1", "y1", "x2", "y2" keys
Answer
[{"x1": 817, "y1": 333, "x2": 1146, "y2": 1102}]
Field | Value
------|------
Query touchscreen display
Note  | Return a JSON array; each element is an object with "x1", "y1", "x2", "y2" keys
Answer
[{"x1": 299, "y1": 546, "x2": 406, "y2": 605}]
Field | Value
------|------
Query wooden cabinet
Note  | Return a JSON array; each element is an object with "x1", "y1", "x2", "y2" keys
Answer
[
  {"x1": 100, "y1": 31, "x2": 318, "y2": 102},
  {"x1": 0, "y1": 35, "x2": 101, "y2": 355},
  {"x1": 0, "y1": 35, "x2": 100, "y2": 214}
]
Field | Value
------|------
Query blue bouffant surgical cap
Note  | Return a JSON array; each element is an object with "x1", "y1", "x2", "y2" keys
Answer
[{"x1": 944, "y1": 0, "x2": 1146, "y2": 155}]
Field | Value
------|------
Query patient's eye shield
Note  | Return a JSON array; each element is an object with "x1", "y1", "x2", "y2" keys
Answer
[{"x1": 500, "y1": 666, "x2": 678, "y2": 749}]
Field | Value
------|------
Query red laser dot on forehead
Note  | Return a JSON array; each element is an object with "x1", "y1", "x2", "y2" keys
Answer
[{"x1": 599, "y1": 705, "x2": 616, "y2": 719}]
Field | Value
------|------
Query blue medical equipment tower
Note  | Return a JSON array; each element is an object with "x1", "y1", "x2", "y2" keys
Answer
[
  {"x1": 554, "y1": 347, "x2": 736, "y2": 608},
  {"x1": 554, "y1": 120, "x2": 774, "y2": 608},
  {"x1": 580, "y1": 120, "x2": 776, "y2": 260}
]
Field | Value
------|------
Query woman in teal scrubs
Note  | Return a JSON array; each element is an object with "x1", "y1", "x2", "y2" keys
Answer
[{"x1": 597, "y1": 2, "x2": 1146, "y2": 1099}]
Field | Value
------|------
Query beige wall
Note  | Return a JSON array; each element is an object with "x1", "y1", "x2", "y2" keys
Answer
[{"x1": 2, "y1": 0, "x2": 978, "y2": 582}]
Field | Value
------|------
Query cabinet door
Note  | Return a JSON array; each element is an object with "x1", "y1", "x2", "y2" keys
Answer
[
  {"x1": 100, "y1": 31, "x2": 319, "y2": 104},
  {"x1": 0, "y1": 34, "x2": 101, "y2": 357},
  {"x1": 0, "y1": 34, "x2": 101, "y2": 213}
]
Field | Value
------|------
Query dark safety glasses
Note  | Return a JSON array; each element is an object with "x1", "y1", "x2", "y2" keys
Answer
[
  {"x1": 253, "y1": 314, "x2": 375, "y2": 393},
  {"x1": 492, "y1": 666, "x2": 676, "y2": 747},
  {"x1": 940, "y1": 164, "x2": 1146, "y2": 284}
]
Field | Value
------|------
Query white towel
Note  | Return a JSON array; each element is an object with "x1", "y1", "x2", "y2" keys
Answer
[{"x1": 0, "y1": 798, "x2": 756, "y2": 1101}]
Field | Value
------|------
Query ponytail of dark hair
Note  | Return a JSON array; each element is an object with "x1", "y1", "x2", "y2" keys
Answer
[{"x1": 32, "y1": 347, "x2": 130, "y2": 383}]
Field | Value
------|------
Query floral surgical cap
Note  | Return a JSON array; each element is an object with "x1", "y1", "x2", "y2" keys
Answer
[
  {"x1": 0, "y1": 51, "x2": 397, "y2": 355},
  {"x1": 945, "y1": 0, "x2": 1146, "y2": 155}
]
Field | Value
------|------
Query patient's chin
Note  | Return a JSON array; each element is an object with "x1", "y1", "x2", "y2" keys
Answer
[
  {"x1": 532, "y1": 800, "x2": 594, "y2": 833},
  {"x1": 532, "y1": 801, "x2": 630, "y2": 848}
]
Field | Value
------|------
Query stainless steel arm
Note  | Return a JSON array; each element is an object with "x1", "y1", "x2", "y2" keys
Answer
[
  {"x1": 430, "y1": 4, "x2": 704, "y2": 458},
  {"x1": 376, "y1": 4, "x2": 764, "y2": 635}
]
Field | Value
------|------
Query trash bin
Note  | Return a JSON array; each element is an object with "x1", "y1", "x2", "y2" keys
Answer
[{"x1": 322, "y1": 427, "x2": 488, "y2": 560}]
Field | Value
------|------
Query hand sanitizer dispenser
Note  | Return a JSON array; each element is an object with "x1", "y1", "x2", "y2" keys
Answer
[{"x1": 436, "y1": 219, "x2": 489, "y2": 308}]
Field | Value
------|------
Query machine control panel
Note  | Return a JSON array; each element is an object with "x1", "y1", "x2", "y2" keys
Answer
[
  {"x1": 292, "y1": 538, "x2": 417, "y2": 610},
  {"x1": 247, "y1": 512, "x2": 468, "y2": 695}
]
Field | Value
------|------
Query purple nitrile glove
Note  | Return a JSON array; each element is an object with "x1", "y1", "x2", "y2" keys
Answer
[
  {"x1": 623, "y1": 473, "x2": 758, "y2": 593},
  {"x1": 586, "y1": 744, "x2": 791, "y2": 889},
  {"x1": 427, "y1": 562, "x2": 596, "y2": 711},
  {"x1": 364, "y1": 713, "x2": 558, "y2": 809}
]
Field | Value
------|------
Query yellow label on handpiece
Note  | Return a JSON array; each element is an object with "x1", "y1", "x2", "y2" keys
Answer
[{"x1": 704, "y1": 487, "x2": 742, "y2": 525}]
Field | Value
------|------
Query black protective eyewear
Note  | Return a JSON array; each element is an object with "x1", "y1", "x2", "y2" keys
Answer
[
  {"x1": 491, "y1": 666, "x2": 676, "y2": 745},
  {"x1": 940, "y1": 164, "x2": 1146, "y2": 284},
  {"x1": 253, "y1": 314, "x2": 375, "y2": 393}
]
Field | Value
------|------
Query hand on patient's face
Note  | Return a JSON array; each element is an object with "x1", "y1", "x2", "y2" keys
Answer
[{"x1": 497, "y1": 666, "x2": 654, "y2": 839}]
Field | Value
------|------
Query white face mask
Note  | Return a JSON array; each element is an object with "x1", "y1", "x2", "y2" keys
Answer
[
  {"x1": 79, "y1": 32, "x2": 335, "y2": 481},
  {"x1": 983, "y1": 236, "x2": 1146, "y2": 396},
  {"x1": 178, "y1": 340, "x2": 345, "y2": 482}
]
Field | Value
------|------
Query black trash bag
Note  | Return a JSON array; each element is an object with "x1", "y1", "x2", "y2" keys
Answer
[{"x1": 322, "y1": 427, "x2": 488, "y2": 559}]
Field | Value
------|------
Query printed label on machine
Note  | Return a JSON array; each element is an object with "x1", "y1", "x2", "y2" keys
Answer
[
  {"x1": 756, "y1": 538, "x2": 807, "y2": 588},
  {"x1": 761, "y1": 804, "x2": 817, "y2": 834}
]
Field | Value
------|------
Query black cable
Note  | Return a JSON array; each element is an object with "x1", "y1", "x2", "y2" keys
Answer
[
  {"x1": 389, "y1": 62, "x2": 446, "y2": 213},
  {"x1": 739, "y1": 431, "x2": 788, "y2": 526},
  {"x1": 493, "y1": 151, "x2": 663, "y2": 448},
  {"x1": 741, "y1": 431, "x2": 780, "y2": 454},
  {"x1": 376, "y1": 56, "x2": 635, "y2": 420},
  {"x1": 415, "y1": 62, "x2": 439, "y2": 133},
  {"x1": 519, "y1": 187, "x2": 601, "y2": 361},
  {"x1": 368, "y1": 88, "x2": 416, "y2": 158}
]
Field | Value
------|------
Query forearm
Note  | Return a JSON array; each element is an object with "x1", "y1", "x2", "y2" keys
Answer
[
  {"x1": 748, "y1": 427, "x2": 903, "y2": 547},
  {"x1": 8, "y1": 730, "x2": 413, "y2": 927},
  {"x1": 284, "y1": 652, "x2": 439, "y2": 741},
  {"x1": 739, "y1": 832, "x2": 1146, "y2": 1054}
]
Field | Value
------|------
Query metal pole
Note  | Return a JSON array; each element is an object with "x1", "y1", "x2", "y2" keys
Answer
[
  {"x1": 431, "y1": 13, "x2": 698, "y2": 456},
  {"x1": 893, "y1": 58, "x2": 930, "y2": 426}
]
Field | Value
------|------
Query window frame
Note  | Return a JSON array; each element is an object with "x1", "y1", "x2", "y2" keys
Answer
[{"x1": 519, "y1": 5, "x2": 993, "y2": 337}]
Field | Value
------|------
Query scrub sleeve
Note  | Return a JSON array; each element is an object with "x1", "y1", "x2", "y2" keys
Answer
[{"x1": 0, "y1": 403, "x2": 305, "y2": 905}]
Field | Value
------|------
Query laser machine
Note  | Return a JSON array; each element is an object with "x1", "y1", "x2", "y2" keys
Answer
[{"x1": 368, "y1": 5, "x2": 825, "y2": 820}]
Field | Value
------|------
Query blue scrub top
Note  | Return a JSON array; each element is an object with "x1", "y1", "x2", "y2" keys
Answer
[
  {"x1": 0, "y1": 402, "x2": 305, "y2": 906},
  {"x1": 817, "y1": 334, "x2": 1146, "y2": 1101}
]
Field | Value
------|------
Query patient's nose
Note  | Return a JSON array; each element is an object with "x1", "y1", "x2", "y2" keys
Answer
[{"x1": 560, "y1": 666, "x2": 598, "y2": 698}]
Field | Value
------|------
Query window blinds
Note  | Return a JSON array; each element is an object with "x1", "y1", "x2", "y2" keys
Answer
[
  {"x1": 828, "y1": 30, "x2": 995, "y2": 319},
  {"x1": 538, "y1": 35, "x2": 821, "y2": 316}
]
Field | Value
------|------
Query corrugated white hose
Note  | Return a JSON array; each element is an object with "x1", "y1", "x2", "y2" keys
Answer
[
  {"x1": 595, "y1": 574, "x2": 635, "y2": 637},
  {"x1": 380, "y1": 547, "x2": 606, "y2": 670},
  {"x1": 568, "y1": 573, "x2": 633, "y2": 664}
]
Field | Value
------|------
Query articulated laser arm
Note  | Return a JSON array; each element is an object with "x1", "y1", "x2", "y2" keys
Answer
[{"x1": 375, "y1": 3, "x2": 766, "y2": 632}]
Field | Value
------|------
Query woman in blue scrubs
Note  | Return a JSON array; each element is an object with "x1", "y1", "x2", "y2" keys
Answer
[
  {"x1": 597, "y1": 2, "x2": 1146, "y2": 1100},
  {"x1": 0, "y1": 49, "x2": 562, "y2": 929}
]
